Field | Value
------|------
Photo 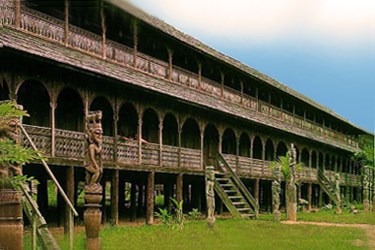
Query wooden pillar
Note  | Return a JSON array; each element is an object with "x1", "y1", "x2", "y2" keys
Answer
[
  {"x1": 319, "y1": 185, "x2": 323, "y2": 207},
  {"x1": 100, "y1": 0, "x2": 106, "y2": 59},
  {"x1": 50, "y1": 94, "x2": 57, "y2": 157},
  {"x1": 176, "y1": 173, "x2": 183, "y2": 203},
  {"x1": 220, "y1": 72, "x2": 225, "y2": 98},
  {"x1": 137, "y1": 184, "x2": 144, "y2": 217},
  {"x1": 138, "y1": 114, "x2": 142, "y2": 164},
  {"x1": 101, "y1": 177, "x2": 107, "y2": 224},
  {"x1": 130, "y1": 182, "x2": 137, "y2": 221},
  {"x1": 159, "y1": 118, "x2": 163, "y2": 167},
  {"x1": 110, "y1": 169, "x2": 119, "y2": 225},
  {"x1": 167, "y1": 48, "x2": 173, "y2": 80},
  {"x1": 254, "y1": 179, "x2": 260, "y2": 205},
  {"x1": 64, "y1": 166, "x2": 74, "y2": 235},
  {"x1": 200, "y1": 127, "x2": 204, "y2": 168},
  {"x1": 15, "y1": 0, "x2": 20, "y2": 28},
  {"x1": 146, "y1": 172, "x2": 155, "y2": 225},
  {"x1": 64, "y1": 0, "x2": 69, "y2": 46},
  {"x1": 240, "y1": 81, "x2": 244, "y2": 104},
  {"x1": 132, "y1": 20, "x2": 138, "y2": 68},
  {"x1": 113, "y1": 106, "x2": 119, "y2": 161},
  {"x1": 178, "y1": 126, "x2": 182, "y2": 168},
  {"x1": 307, "y1": 183, "x2": 312, "y2": 211},
  {"x1": 198, "y1": 63, "x2": 202, "y2": 90}
]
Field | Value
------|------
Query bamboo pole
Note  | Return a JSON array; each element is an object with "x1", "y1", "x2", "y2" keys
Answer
[{"x1": 19, "y1": 124, "x2": 78, "y2": 216}]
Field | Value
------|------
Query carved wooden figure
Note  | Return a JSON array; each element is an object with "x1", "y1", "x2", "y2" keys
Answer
[
  {"x1": 286, "y1": 144, "x2": 297, "y2": 222},
  {"x1": 205, "y1": 165, "x2": 216, "y2": 227},
  {"x1": 272, "y1": 166, "x2": 282, "y2": 222},
  {"x1": 334, "y1": 173, "x2": 342, "y2": 214}
]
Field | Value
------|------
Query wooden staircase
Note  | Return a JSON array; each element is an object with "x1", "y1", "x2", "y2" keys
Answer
[
  {"x1": 318, "y1": 169, "x2": 340, "y2": 206},
  {"x1": 212, "y1": 153, "x2": 259, "y2": 219},
  {"x1": 20, "y1": 184, "x2": 60, "y2": 250}
]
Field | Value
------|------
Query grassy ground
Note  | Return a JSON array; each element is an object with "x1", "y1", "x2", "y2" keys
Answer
[
  {"x1": 24, "y1": 218, "x2": 369, "y2": 250},
  {"x1": 259, "y1": 210, "x2": 375, "y2": 225}
]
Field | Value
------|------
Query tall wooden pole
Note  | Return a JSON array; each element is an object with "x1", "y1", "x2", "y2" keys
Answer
[
  {"x1": 100, "y1": 0, "x2": 106, "y2": 59},
  {"x1": 176, "y1": 173, "x2": 183, "y2": 203},
  {"x1": 110, "y1": 169, "x2": 119, "y2": 225},
  {"x1": 254, "y1": 179, "x2": 260, "y2": 205},
  {"x1": 15, "y1": 0, "x2": 20, "y2": 28},
  {"x1": 146, "y1": 172, "x2": 155, "y2": 225},
  {"x1": 64, "y1": 166, "x2": 75, "y2": 235}
]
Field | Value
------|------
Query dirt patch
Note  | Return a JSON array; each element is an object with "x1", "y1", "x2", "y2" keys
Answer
[{"x1": 282, "y1": 221, "x2": 375, "y2": 249}]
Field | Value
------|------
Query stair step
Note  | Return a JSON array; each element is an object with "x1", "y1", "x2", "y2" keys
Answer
[
  {"x1": 220, "y1": 184, "x2": 233, "y2": 187},
  {"x1": 216, "y1": 178, "x2": 230, "y2": 182},
  {"x1": 237, "y1": 208, "x2": 251, "y2": 212},
  {"x1": 224, "y1": 190, "x2": 237, "y2": 193},
  {"x1": 228, "y1": 196, "x2": 242, "y2": 199},
  {"x1": 233, "y1": 202, "x2": 246, "y2": 206},
  {"x1": 241, "y1": 213, "x2": 255, "y2": 218}
]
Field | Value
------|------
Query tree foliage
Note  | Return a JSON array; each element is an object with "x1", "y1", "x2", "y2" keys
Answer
[
  {"x1": 269, "y1": 153, "x2": 304, "y2": 180},
  {"x1": 354, "y1": 135, "x2": 374, "y2": 170}
]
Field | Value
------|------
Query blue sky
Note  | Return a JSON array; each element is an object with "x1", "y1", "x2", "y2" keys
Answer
[{"x1": 129, "y1": 0, "x2": 375, "y2": 132}]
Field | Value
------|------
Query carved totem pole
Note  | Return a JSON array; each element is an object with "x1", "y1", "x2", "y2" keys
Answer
[
  {"x1": 286, "y1": 144, "x2": 297, "y2": 221},
  {"x1": 205, "y1": 165, "x2": 216, "y2": 228},
  {"x1": 272, "y1": 166, "x2": 282, "y2": 222},
  {"x1": 334, "y1": 173, "x2": 342, "y2": 214},
  {"x1": 0, "y1": 101, "x2": 23, "y2": 250},
  {"x1": 363, "y1": 166, "x2": 370, "y2": 212},
  {"x1": 84, "y1": 111, "x2": 103, "y2": 250}
]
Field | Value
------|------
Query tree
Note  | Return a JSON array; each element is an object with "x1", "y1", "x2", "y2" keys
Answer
[{"x1": 0, "y1": 101, "x2": 43, "y2": 188}]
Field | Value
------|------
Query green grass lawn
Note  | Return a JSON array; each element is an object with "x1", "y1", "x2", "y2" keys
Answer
[
  {"x1": 259, "y1": 210, "x2": 375, "y2": 225},
  {"x1": 24, "y1": 219, "x2": 369, "y2": 250}
]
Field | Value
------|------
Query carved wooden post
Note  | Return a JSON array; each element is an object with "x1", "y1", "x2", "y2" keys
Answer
[
  {"x1": 138, "y1": 113, "x2": 142, "y2": 165},
  {"x1": 200, "y1": 127, "x2": 204, "y2": 169},
  {"x1": 64, "y1": 0, "x2": 69, "y2": 46},
  {"x1": 220, "y1": 72, "x2": 225, "y2": 99},
  {"x1": 159, "y1": 117, "x2": 163, "y2": 167},
  {"x1": 286, "y1": 144, "x2": 297, "y2": 222},
  {"x1": 176, "y1": 173, "x2": 183, "y2": 203},
  {"x1": 178, "y1": 124, "x2": 182, "y2": 168},
  {"x1": 254, "y1": 179, "x2": 260, "y2": 205},
  {"x1": 110, "y1": 169, "x2": 119, "y2": 225},
  {"x1": 146, "y1": 171, "x2": 155, "y2": 225},
  {"x1": 64, "y1": 166, "x2": 75, "y2": 235},
  {"x1": 205, "y1": 166, "x2": 216, "y2": 227},
  {"x1": 307, "y1": 183, "x2": 312, "y2": 211},
  {"x1": 167, "y1": 48, "x2": 173, "y2": 80},
  {"x1": 15, "y1": 0, "x2": 20, "y2": 28},
  {"x1": 235, "y1": 134, "x2": 240, "y2": 173},
  {"x1": 83, "y1": 111, "x2": 104, "y2": 250},
  {"x1": 130, "y1": 182, "x2": 137, "y2": 221},
  {"x1": 240, "y1": 81, "x2": 244, "y2": 104},
  {"x1": 132, "y1": 20, "x2": 138, "y2": 68},
  {"x1": 113, "y1": 107, "x2": 119, "y2": 161},
  {"x1": 198, "y1": 62, "x2": 202, "y2": 90},
  {"x1": 50, "y1": 92, "x2": 57, "y2": 157},
  {"x1": 100, "y1": 0, "x2": 106, "y2": 59}
]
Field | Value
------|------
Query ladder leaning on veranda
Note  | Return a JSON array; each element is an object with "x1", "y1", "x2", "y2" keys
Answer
[
  {"x1": 210, "y1": 153, "x2": 259, "y2": 219},
  {"x1": 19, "y1": 124, "x2": 79, "y2": 250}
]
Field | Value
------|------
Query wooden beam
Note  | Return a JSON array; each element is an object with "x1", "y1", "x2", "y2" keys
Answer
[
  {"x1": 64, "y1": 166, "x2": 74, "y2": 235},
  {"x1": 15, "y1": 0, "x2": 20, "y2": 28},
  {"x1": 167, "y1": 49, "x2": 173, "y2": 80},
  {"x1": 146, "y1": 172, "x2": 155, "y2": 225},
  {"x1": 110, "y1": 169, "x2": 119, "y2": 225},
  {"x1": 254, "y1": 179, "x2": 260, "y2": 205}
]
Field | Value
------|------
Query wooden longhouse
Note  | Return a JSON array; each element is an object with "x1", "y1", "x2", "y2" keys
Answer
[{"x1": 0, "y1": 0, "x2": 371, "y2": 225}]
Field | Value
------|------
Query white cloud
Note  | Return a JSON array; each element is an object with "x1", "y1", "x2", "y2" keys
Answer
[{"x1": 129, "y1": 0, "x2": 375, "y2": 48}]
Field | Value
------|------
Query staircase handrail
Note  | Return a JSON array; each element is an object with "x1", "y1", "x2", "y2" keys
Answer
[{"x1": 217, "y1": 153, "x2": 259, "y2": 216}]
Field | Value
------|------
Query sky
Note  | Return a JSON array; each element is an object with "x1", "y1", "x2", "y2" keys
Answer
[{"x1": 129, "y1": 0, "x2": 375, "y2": 133}]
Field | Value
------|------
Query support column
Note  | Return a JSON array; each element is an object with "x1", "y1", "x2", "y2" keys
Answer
[
  {"x1": 176, "y1": 173, "x2": 183, "y2": 203},
  {"x1": 307, "y1": 183, "x2": 312, "y2": 211},
  {"x1": 15, "y1": 0, "x2": 20, "y2": 28},
  {"x1": 138, "y1": 114, "x2": 143, "y2": 164},
  {"x1": 240, "y1": 81, "x2": 244, "y2": 104},
  {"x1": 132, "y1": 20, "x2": 138, "y2": 68},
  {"x1": 110, "y1": 169, "x2": 119, "y2": 225},
  {"x1": 220, "y1": 72, "x2": 225, "y2": 99},
  {"x1": 130, "y1": 182, "x2": 137, "y2": 221},
  {"x1": 64, "y1": 0, "x2": 69, "y2": 46},
  {"x1": 159, "y1": 119, "x2": 163, "y2": 167},
  {"x1": 198, "y1": 63, "x2": 202, "y2": 90},
  {"x1": 146, "y1": 172, "x2": 155, "y2": 225},
  {"x1": 100, "y1": 0, "x2": 106, "y2": 59},
  {"x1": 64, "y1": 166, "x2": 75, "y2": 235},
  {"x1": 50, "y1": 94, "x2": 57, "y2": 157},
  {"x1": 254, "y1": 179, "x2": 260, "y2": 205},
  {"x1": 113, "y1": 101, "x2": 119, "y2": 161},
  {"x1": 167, "y1": 48, "x2": 173, "y2": 80}
]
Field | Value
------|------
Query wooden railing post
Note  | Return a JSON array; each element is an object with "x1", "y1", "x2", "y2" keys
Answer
[
  {"x1": 64, "y1": 0, "x2": 69, "y2": 46},
  {"x1": 100, "y1": 0, "x2": 106, "y2": 59},
  {"x1": 15, "y1": 0, "x2": 20, "y2": 28}
]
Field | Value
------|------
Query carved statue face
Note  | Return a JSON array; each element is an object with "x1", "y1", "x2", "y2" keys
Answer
[
  {"x1": 92, "y1": 128, "x2": 103, "y2": 145},
  {"x1": 0, "y1": 117, "x2": 20, "y2": 142}
]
